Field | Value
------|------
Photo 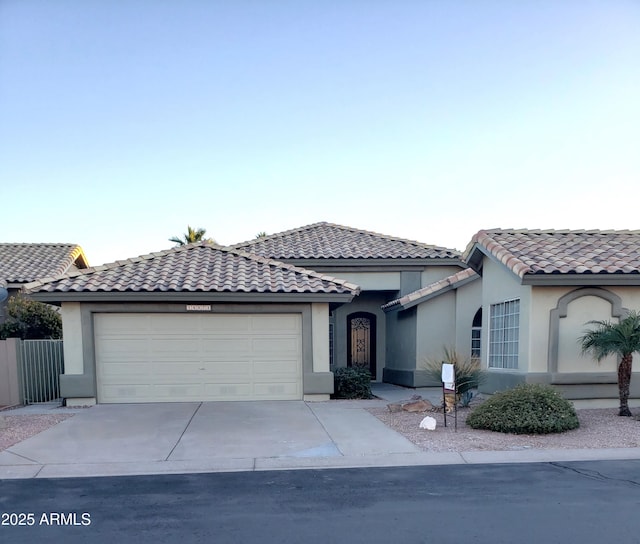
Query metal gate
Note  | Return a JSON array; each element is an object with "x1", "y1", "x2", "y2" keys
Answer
[{"x1": 17, "y1": 340, "x2": 64, "y2": 404}]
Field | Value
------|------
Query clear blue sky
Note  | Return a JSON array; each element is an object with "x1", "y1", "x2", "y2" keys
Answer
[{"x1": 1, "y1": 1, "x2": 639, "y2": 266}]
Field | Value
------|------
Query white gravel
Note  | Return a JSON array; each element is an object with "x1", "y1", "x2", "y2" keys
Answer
[{"x1": 368, "y1": 406, "x2": 640, "y2": 452}]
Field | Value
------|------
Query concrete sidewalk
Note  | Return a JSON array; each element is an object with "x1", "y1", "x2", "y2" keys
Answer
[{"x1": 1, "y1": 384, "x2": 639, "y2": 479}]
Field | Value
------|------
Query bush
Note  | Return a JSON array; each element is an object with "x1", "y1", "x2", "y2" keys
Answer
[
  {"x1": 0, "y1": 295, "x2": 62, "y2": 340},
  {"x1": 333, "y1": 366, "x2": 373, "y2": 399},
  {"x1": 466, "y1": 384, "x2": 579, "y2": 434}
]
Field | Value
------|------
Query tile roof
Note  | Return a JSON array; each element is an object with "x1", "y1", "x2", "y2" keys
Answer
[
  {"x1": 0, "y1": 243, "x2": 89, "y2": 284},
  {"x1": 382, "y1": 268, "x2": 479, "y2": 311},
  {"x1": 465, "y1": 229, "x2": 640, "y2": 278},
  {"x1": 24, "y1": 243, "x2": 360, "y2": 296},
  {"x1": 229, "y1": 222, "x2": 460, "y2": 260}
]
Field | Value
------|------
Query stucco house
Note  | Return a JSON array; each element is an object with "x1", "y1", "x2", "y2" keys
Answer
[
  {"x1": 23, "y1": 224, "x2": 640, "y2": 405},
  {"x1": 385, "y1": 229, "x2": 640, "y2": 400},
  {"x1": 24, "y1": 223, "x2": 465, "y2": 405},
  {"x1": 0, "y1": 243, "x2": 89, "y2": 322}
]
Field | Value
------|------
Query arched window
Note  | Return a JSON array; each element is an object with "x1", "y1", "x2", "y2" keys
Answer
[{"x1": 471, "y1": 308, "x2": 482, "y2": 360}]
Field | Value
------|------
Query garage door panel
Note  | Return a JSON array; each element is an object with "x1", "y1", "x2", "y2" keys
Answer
[
  {"x1": 253, "y1": 382, "x2": 299, "y2": 397},
  {"x1": 150, "y1": 314, "x2": 200, "y2": 332},
  {"x1": 250, "y1": 315, "x2": 300, "y2": 332},
  {"x1": 204, "y1": 383, "x2": 253, "y2": 398},
  {"x1": 252, "y1": 337, "x2": 299, "y2": 353},
  {"x1": 95, "y1": 313, "x2": 302, "y2": 403},
  {"x1": 253, "y1": 360, "x2": 299, "y2": 375},
  {"x1": 97, "y1": 338, "x2": 149, "y2": 356},
  {"x1": 98, "y1": 315, "x2": 152, "y2": 334},
  {"x1": 100, "y1": 362, "x2": 153, "y2": 378},
  {"x1": 201, "y1": 338, "x2": 253, "y2": 354}
]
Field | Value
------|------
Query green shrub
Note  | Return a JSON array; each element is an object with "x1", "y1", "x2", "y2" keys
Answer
[
  {"x1": 332, "y1": 366, "x2": 373, "y2": 399},
  {"x1": 0, "y1": 295, "x2": 62, "y2": 340},
  {"x1": 467, "y1": 384, "x2": 579, "y2": 434}
]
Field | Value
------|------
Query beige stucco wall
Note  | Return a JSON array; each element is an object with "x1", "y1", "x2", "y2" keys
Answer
[
  {"x1": 530, "y1": 285, "x2": 640, "y2": 374},
  {"x1": 481, "y1": 257, "x2": 532, "y2": 372},
  {"x1": 61, "y1": 302, "x2": 84, "y2": 374},
  {"x1": 324, "y1": 272, "x2": 401, "y2": 291},
  {"x1": 416, "y1": 291, "x2": 457, "y2": 367},
  {"x1": 557, "y1": 295, "x2": 617, "y2": 372},
  {"x1": 311, "y1": 303, "x2": 330, "y2": 372},
  {"x1": 454, "y1": 279, "x2": 483, "y2": 357}
]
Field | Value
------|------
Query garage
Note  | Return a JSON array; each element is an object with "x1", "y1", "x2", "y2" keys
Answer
[
  {"x1": 25, "y1": 243, "x2": 358, "y2": 404},
  {"x1": 95, "y1": 313, "x2": 302, "y2": 403}
]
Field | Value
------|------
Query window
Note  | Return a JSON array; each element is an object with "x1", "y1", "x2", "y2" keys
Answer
[
  {"x1": 489, "y1": 299, "x2": 520, "y2": 369},
  {"x1": 471, "y1": 308, "x2": 482, "y2": 360}
]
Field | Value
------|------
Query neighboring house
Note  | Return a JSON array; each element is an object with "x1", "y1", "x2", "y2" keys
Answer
[
  {"x1": 0, "y1": 243, "x2": 89, "y2": 322},
  {"x1": 386, "y1": 229, "x2": 640, "y2": 400},
  {"x1": 25, "y1": 243, "x2": 359, "y2": 405},
  {"x1": 230, "y1": 222, "x2": 466, "y2": 385}
]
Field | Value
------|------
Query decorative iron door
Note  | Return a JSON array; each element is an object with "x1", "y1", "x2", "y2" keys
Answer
[{"x1": 347, "y1": 312, "x2": 376, "y2": 379}]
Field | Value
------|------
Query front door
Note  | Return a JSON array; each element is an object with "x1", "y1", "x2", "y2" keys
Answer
[{"x1": 347, "y1": 312, "x2": 376, "y2": 379}]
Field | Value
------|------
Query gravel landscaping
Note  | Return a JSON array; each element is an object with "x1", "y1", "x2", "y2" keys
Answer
[
  {"x1": 0, "y1": 414, "x2": 74, "y2": 452},
  {"x1": 368, "y1": 405, "x2": 640, "y2": 452}
]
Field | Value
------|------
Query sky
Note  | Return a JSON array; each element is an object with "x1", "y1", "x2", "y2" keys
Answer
[{"x1": 1, "y1": 1, "x2": 639, "y2": 266}]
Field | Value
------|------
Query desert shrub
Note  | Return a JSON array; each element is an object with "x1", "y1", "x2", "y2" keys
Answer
[
  {"x1": 467, "y1": 384, "x2": 579, "y2": 434},
  {"x1": 422, "y1": 347, "x2": 487, "y2": 405},
  {"x1": 333, "y1": 366, "x2": 373, "y2": 399}
]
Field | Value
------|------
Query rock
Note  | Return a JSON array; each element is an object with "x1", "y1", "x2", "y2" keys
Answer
[
  {"x1": 419, "y1": 416, "x2": 437, "y2": 430},
  {"x1": 402, "y1": 399, "x2": 433, "y2": 413},
  {"x1": 387, "y1": 403, "x2": 403, "y2": 413}
]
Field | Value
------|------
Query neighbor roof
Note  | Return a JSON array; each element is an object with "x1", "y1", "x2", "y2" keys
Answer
[
  {"x1": 229, "y1": 222, "x2": 461, "y2": 260},
  {"x1": 23, "y1": 243, "x2": 360, "y2": 300},
  {"x1": 0, "y1": 243, "x2": 89, "y2": 284},
  {"x1": 382, "y1": 268, "x2": 479, "y2": 312},
  {"x1": 465, "y1": 229, "x2": 640, "y2": 284}
]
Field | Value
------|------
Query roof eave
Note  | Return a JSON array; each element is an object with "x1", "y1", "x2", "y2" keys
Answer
[
  {"x1": 382, "y1": 274, "x2": 480, "y2": 313},
  {"x1": 279, "y1": 257, "x2": 465, "y2": 269},
  {"x1": 522, "y1": 274, "x2": 640, "y2": 286},
  {"x1": 29, "y1": 291, "x2": 357, "y2": 304}
]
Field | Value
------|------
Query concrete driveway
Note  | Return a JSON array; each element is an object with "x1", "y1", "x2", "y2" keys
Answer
[{"x1": 0, "y1": 400, "x2": 434, "y2": 479}]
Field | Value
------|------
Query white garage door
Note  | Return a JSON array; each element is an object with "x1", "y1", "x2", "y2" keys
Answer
[{"x1": 94, "y1": 313, "x2": 302, "y2": 403}]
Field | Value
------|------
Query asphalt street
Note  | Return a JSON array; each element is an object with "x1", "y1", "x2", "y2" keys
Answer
[{"x1": 1, "y1": 461, "x2": 639, "y2": 544}]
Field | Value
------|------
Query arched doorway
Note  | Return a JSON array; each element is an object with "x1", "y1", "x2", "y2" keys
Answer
[{"x1": 347, "y1": 312, "x2": 376, "y2": 379}]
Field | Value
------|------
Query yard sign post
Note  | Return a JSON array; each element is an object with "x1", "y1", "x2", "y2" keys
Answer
[{"x1": 441, "y1": 363, "x2": 457, "y2": 431}]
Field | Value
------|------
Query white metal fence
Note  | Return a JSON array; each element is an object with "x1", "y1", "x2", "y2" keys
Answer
[{"x1": 17, "y1": 339, "x2": 64, "y2": 404}]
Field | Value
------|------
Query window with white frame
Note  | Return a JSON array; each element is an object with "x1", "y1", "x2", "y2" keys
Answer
[{"x1": 489, "y1": 299, "x2": 520, "y2": 369}]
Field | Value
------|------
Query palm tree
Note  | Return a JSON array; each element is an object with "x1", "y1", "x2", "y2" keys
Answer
[
  {"x1": 255, "y1": 231, "x2": 267, "y2": 238},
  {"x1": 169, "y1": 226, "x2": 213, "y2": 246},
  {"x1": 579, "y1": 311, "x2": 640, "y2": 416}
]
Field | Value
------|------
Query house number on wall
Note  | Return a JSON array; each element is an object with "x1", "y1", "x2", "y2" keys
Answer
[{"x1": 185, "y1": 305, "x2": 212, "y2": 311}]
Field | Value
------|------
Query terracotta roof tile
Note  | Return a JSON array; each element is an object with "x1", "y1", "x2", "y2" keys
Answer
[
  {"x1": 229, "y1": 222, "x2": 460, "y2": 260},
  {"x1": 464, "y1": 229, "x2": 640, "y2": 278},
  {"x1": 382, "y1": 268, "x2": 479, "y2": 311},
  {"x1": 0, "y1": 243, "x2": 89, "y2": 284},
  {"x1": 23, "y1": 243, "x2": 360, "y2": 296}
]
